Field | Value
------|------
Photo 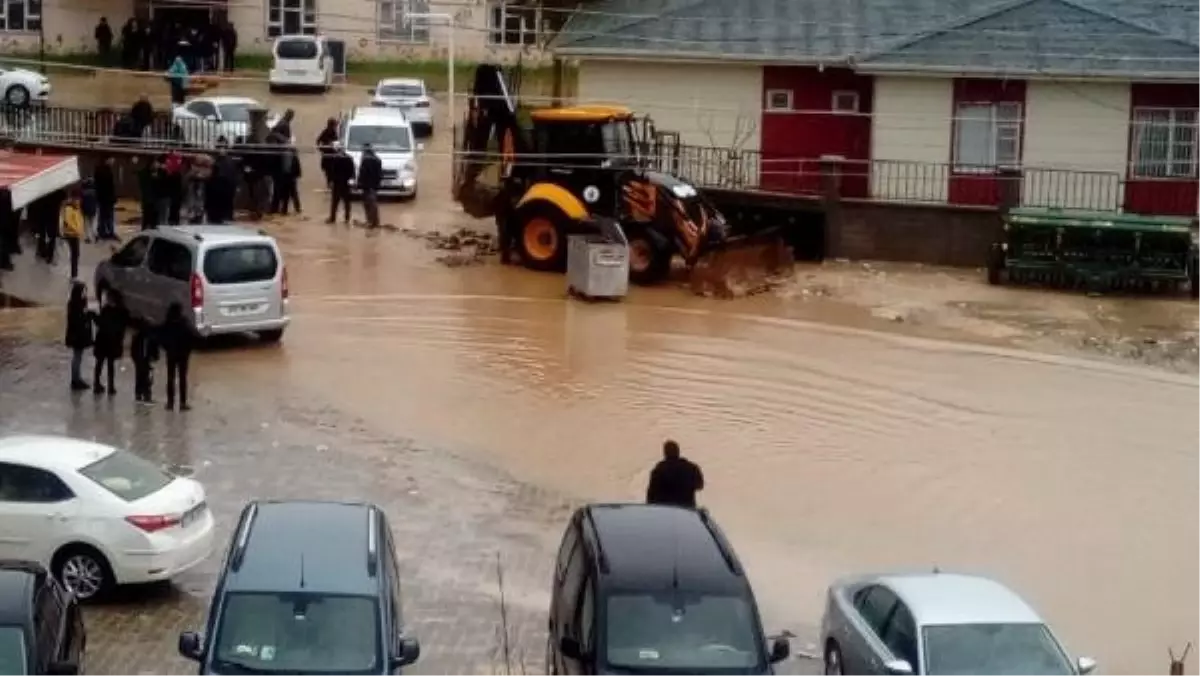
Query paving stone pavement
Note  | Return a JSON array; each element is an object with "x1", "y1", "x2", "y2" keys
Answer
[{"x1": 0, "y1": 323, "x2": 819, "y2": 675}]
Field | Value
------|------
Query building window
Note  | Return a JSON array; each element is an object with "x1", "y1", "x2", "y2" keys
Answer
[
  {"x1": 832, "y1": 91, "x2": 859, "y2": 114},
  {"x1": 488, "y1": 1, "x2": 541, "y2": 46},
  {"x1": 379, "y1": 0, "x2": 430, "y2": 43},
  {"x1": 1132, "y1": 107, "x2": 1197, "y2": 179},
  {"x1": 0, "y1": 0, "x2": 40, "y2": 32},
  {"x1": 765, "y1": 89, "x2": 792, "y2": 112},
  {"x1": 267, "y1": 0, "x2": 316, "y2": 37},
  {"x1": 953, "y1": 102, "x2": 1021, "y2": 171}
]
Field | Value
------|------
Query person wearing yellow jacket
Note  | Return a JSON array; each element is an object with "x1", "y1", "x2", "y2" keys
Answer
[{"x1": 60, "y1": 191, "x2": 85, "y2": 279}]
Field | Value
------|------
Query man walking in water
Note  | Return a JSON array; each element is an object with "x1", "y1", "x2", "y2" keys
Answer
[{"x1": 646, "y1": 440, "x2": 705, "y2": 508}]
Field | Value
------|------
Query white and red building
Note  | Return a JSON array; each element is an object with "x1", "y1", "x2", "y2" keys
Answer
[{"x1": 555, "y1": 0, "x2": 1199, "y2": 216}]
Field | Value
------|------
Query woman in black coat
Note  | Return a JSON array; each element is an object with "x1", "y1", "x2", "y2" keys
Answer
[
  {"x1": 159, "y1": 303, "x2": 193, "y2": 411},
  {"x1": 91, "y1": 290, "x2": 127, "y2": 395},
  {"x1": 64, "y1": 281, "x2": 93, "y2": 391}
]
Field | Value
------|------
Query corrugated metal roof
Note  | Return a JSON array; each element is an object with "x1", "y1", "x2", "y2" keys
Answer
[{"x1": 553, "y1": 0, "x2": 1199, "y2": 78}]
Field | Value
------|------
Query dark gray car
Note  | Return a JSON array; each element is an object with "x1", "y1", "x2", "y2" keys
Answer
[{"x1": 819, "y1": 572, "x2": 1096, "y2": 675}]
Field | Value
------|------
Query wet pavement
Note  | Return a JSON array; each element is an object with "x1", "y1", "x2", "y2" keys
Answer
[{"x1": 0, "y1": 72, "x2": 1196, "y2": 674}]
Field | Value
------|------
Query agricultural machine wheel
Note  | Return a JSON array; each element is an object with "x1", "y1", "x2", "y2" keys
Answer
[
  {"x1": 626, "y1": 227, "x2": 673, "y2": 285},
  {"x1": 1189, "y1": 257, "x2": 1199, "y2": 299},
  {"x1": 516, "y1": 204, "x2": 569, "y2": 272},
  {"x1": 986, "y1": 243, "x2": 1005, "y2": 285}
]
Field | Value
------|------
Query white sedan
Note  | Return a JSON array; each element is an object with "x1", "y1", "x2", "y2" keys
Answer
[
  {"x1": 172, "y1": 95, "x2": 287, "y2": 148},
  {"x1": 0, "y1": 435, "x2": 215, "y2": 600},
  {"x1": 0, "y1": 64, "x2": 50, "y2": 107}
]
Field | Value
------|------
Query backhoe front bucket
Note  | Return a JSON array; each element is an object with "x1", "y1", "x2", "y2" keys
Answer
[{"x1": 688, "y1": 232, "x2": 794, "y2": 298}]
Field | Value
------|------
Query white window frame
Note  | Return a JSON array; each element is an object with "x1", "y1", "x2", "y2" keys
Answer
[
  {"x1": 0, "y1": 0, "x2": 40, "y2": 32},
  {"x1": 764, "y1": 89, "x2": 792, "y2": 113},
  {"x1": 952, "y1": 101, "x2": 1022, "y2": 173},
  {"x1": 378, "y1": 0, "x2": 431, "y2": 43},
  {"x1": 831, "y1": 91, "x2": 859, "y2": 114},
  {"x1": 266, "y1": 0, "x2": 317, "y2": 37},
  {"x1": 487, "y1": 1, "x2": 542, "y2": 46},
  {"x1": 1131, "y1": 106, "x2": 1198, "y2": 179}
]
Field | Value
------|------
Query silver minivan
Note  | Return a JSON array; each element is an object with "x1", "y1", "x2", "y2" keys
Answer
[{"x1": 94, "y1": 225, "x2": 289, "y2": 342}]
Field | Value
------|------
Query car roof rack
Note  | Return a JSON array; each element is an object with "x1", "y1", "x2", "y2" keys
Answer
[
  {"x1": 583, "y1": 508, "x2": 610, "y2": 575},
  {"x1": 229, "y1": 502, "x2": 259, "y2": 572},
  {"x1": 697, "y1": 508, "x2": 742, "y2": 576},
  {"x1": 366, "y1": 505, "x2": 379, "y2": 577}
]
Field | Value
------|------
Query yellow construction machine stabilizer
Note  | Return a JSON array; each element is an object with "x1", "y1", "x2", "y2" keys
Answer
[{"x1": 688, "y1": 233, "x2": 795, "y2": 298}]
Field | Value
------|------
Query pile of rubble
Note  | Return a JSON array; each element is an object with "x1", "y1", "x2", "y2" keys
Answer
[{"x1": 390, "y1": 226, "x2": 498, "y2": 268}]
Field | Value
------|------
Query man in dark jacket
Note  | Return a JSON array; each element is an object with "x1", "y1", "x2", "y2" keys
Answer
[
  {"x1": 325, "y1": 142, "x2": 354, "y2": 225},
  {"x1": 645, "y1": 440, "x2": 705, "y2": 509},
  {"x1": 159, "y1": 303, "x2": 193, "y2": 411},
  {"x1": 130, "y1": 323, "x2": 159, "y2": 404},
  {"x1": 120, "y1": 18, "x2": 139, "y2": 69},
  {"x1": 315, "y1": 118, "x2": 339, "y2": 188},
  {"x1": 91, "y1": 290, "x2": 127, "y2": 395},
  {"x1": 130, "y1": 94, "x2": 154, "y2": 139},
  {"x1": 357, "y1": 144, "x2": 383, "y2": 229},
  {"x1": 94, "y1": 17, "x2": 113, "y2": 64},
  {"x1": 207, "y1": 140, "x2": 238, "y2": 224},
  {"x1": 137, "y1": 155, "x2": 160, "y2": 230},
  {"x1": 271, "y1": 145, "x2": 302, "y2": 215},
  {"x1": 220, "y1": 22, "x2": 238, "y2": 73},
  {"x1": 94, "y1": 156, "x2": 118, "y2": 240}
]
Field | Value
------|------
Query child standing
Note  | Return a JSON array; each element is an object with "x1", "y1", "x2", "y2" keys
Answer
[
  {"x1": 64, "y1": 281, "x2": 94, "y2": 391},
  {"x1": 130, "y1": 323, "x2": 159, "y2": 404}
]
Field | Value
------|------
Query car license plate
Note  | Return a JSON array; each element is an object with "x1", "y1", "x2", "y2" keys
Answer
[
  {"x1": 288, "y1": 70, "x2": 307, "y2": 76},
  {"x1": 226, "y1": 303, "x2": 261, "y2": 316}
]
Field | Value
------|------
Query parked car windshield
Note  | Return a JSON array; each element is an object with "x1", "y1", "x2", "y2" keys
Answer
[
  {"x1": 78, "y1": 449, "x2": 172, "y2": 502},
  {"x1": 346, "y1": 125, "x2": 412, "y2": 152},
  {"x1": 923, "y1": 623, "x2": 1074, "y2": 675},
  {"x1": 605, "y1": 592, "x2": 763, "y2": 672},
  {"x1": 0, "y1": 626, "x2": 25, "y2": 675},
  {"x1": 212, "y1": 593, "x2": 381, "y2": 675},
  {"x1": 203, "y1": 245, "x2": 279, "y2": 285},
  {"x1": 217, "y1": 104, "x2": 251, "y2": 122},
  {"x1": 275, "y1": 39, "x2": 317, "y2": 60},
  {"x1": 378, "y1": 84, "x2": 423, "y2": 98}
]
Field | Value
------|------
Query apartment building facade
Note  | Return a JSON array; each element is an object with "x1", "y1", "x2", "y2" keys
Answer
[{"x1": 0, "y1": 0, "x2": 556, "y2": 61}]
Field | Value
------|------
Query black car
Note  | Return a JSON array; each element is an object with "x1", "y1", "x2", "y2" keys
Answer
[
  {"x1": 178, "y1": 501, "x2": 421, "y2": 675},
  {"x1": 0, "y1": 561, "x2": 85, "y2": 675},
  {"x1": 546, "y1": 503, "x2": 790, "y2": 675}
]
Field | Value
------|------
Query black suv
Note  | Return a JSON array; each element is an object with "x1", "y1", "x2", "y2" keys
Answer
[
  {"x1": 0, "y1": 561, "x2": 85, "y2": 675},
  {"x1": 546, "y1": 503, "x2": 789, "y2": 675},
  {"x1": 178, "y1": 501, "x2": 421, "y2": 675}
]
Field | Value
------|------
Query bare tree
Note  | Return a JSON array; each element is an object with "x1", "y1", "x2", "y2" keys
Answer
[{"x1": 697, "y1": 108, "x2": 757, "y2": 189}]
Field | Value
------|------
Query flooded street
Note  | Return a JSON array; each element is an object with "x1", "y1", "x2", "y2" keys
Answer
[{"x1": 2, "y1": 71, "x2": 1197, "y2": 673}]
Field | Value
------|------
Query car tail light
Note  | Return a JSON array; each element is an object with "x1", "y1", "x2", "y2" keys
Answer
[
  {"x1": 126, "y1": 514, "x2": 180, "y2": 533},
  {"x1": 281, "y1": 266, "x2": 289, "y2": 300},
  {"x1": 190, "y1": 273, "x2": 204, "y2": 308},
  {"x1": 414, "y1": 100, "x2": 430, "y2": 108}
]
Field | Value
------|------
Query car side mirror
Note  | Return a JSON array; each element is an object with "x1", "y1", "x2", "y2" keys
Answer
[
  {"x1": 390, "y1": 636, "x2": 420, "y2": 669},
  {"x1": 559, "y1": 636, "x2": 585, "y2": 660},
  {"x1": 883, "y1": 658, "x2": 914, "y2": 675},
  {"x1": 1077, "y1": 657, "x2": 1097, "y2": 675},
  {"x1": 46, "y1": 661, "x2": 79, "y2": 675},
  {"x1": 769, "y1": 636, "x2": 790, "y2": 664},
  {"x1": 178, "y1": 631, "x2": 204, "y2": 661}
]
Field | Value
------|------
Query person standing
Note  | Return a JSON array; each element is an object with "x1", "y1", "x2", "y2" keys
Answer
[
  {"x1": 207, "y1": 141, "x2": 237, "y2": 224},
  {"x1": 130, "y1": 94, "x2": 154, "y2": 139},
  {"x1": 94, "y1": 17, "x2": 113, "y2": 65},
  {"x1": 325, "y1": 142, "x2": 353, "y2": 225},
  {"x1": 316, "y1": 117, "x2": 339, "y2": 188},
  {"x1": 91, "y1": 290, "x2": 127, "y2": 395},
  {"x1": 220, "y1": 22, "x2": 238, "y2": 73},
  {"x1": 357, "y1": 143, "x2": 382, "y2": 229},
  {"x1": 270, "y1": 144, "x2": 301, "y2": 215},
  {"x1": 186, "y1": 152, "x2": 212, "y2": 224},
  {"x1": 645, "y1": 440, "x2": 705, "y2": 509},
  {"x1": 35, "y1": 191, "x2": 65, "y2": 265},
  {"x1": 94, "y1": 156, "x2": 118, "y2": 240},
  {"x1": 64, "y1": 281, "x2": 94, "y2": 392},
  {"x1": 138, "y1": 21, "x2": 153, "y2": 71},
  {"x1": 137, "y1": 155, "x2": 160, "y2": 231},
  {"x1": 130, "y1": 322, "x2": 159, "y2": 404},
  {"x1": 163, "y1": 148, "x2": 185, "y2": 225},
  {"x1": 120, "y1": 18, "x2": 139, "y2": 70},
  {"x1": 59, "y1": 190, "x2": 84, "y2": 279},
  {"x1": 80, "y1": 178, "x2": 98, "y2": 243},
  {"x1": 0, "y1": 196, "x2": 16, "y2": 271},
  {"x1": 159, "y1": 303, "x2": 193, "y2": 411},
  {"x1": 167, "y1": 55, "x2": 189, "y2": 106}
]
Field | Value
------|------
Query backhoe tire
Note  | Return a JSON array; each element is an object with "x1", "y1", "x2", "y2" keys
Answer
[
  {"x1": 626, "y1": 227, "x2": 673, "y2": 285},
  {"x1": 516, "y1": 204, "x2": 569, "y2": 272}
]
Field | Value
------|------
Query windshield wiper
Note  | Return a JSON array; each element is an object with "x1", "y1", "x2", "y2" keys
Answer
[{"x1": 213, "y1": 658, "x2": 278, "y2": 675}]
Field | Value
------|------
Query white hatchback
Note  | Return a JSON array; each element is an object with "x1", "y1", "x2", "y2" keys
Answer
[{"x1": 0, "y1": 435, "x2": 215, "y2": 600}]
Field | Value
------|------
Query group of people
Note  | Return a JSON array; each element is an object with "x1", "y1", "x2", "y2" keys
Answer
[
  {"x1": 99, "y1": 16, "x2": 238, "y2": 74},
  {"x1": 316, "y1": 118, "x2": 384, "y2": 228},
  {"x1": 64, "y1": 282, "x2": 194, "y2": 410}
]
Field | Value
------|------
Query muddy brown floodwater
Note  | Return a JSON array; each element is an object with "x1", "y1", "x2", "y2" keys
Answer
[{"x1": 45, "y1": 72, "x2": 1200, "y2": 673}]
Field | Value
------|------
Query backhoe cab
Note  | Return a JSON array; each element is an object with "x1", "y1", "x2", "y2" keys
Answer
[{"x1": 454, "y1": 63, "x2": 790, "y2": 290}]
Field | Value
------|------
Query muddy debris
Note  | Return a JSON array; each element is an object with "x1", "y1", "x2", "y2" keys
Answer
[
  {"x1": 397, "y1": 227, "x2": 499, "y2": 268},
  {"x1": 1077, "y1": 332, "x2": 1199, "y2": 370}
]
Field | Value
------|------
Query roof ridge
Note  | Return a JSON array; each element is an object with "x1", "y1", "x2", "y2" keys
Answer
[
  {"x1": 1056, "y1": 0, "x2": 1199, "y2": 49},
  {"x1": 855, "y1": 0, "x2": 1039, "y2": 63},
  {"x1": 553, "y1": 0, "x2": 702, "y2": 49}
]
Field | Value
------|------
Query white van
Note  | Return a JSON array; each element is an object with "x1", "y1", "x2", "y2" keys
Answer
[{"x1": 268, "y1": 34, "x2": 333, "y2": 92}]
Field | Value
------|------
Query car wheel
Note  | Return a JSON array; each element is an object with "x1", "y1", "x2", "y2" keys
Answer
[
  {"x1": 53, "y1": 545, "x2": 114, "y2": 601},
  {"x1": 4, "y1": 84, "x2": 29, "y2": 108},
  {"x1": 259, "y1": 329, "x2": 284, "y2": 343},
  {"x1": 824, "y1": 642, "x2": 844, "y2": 676}
]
